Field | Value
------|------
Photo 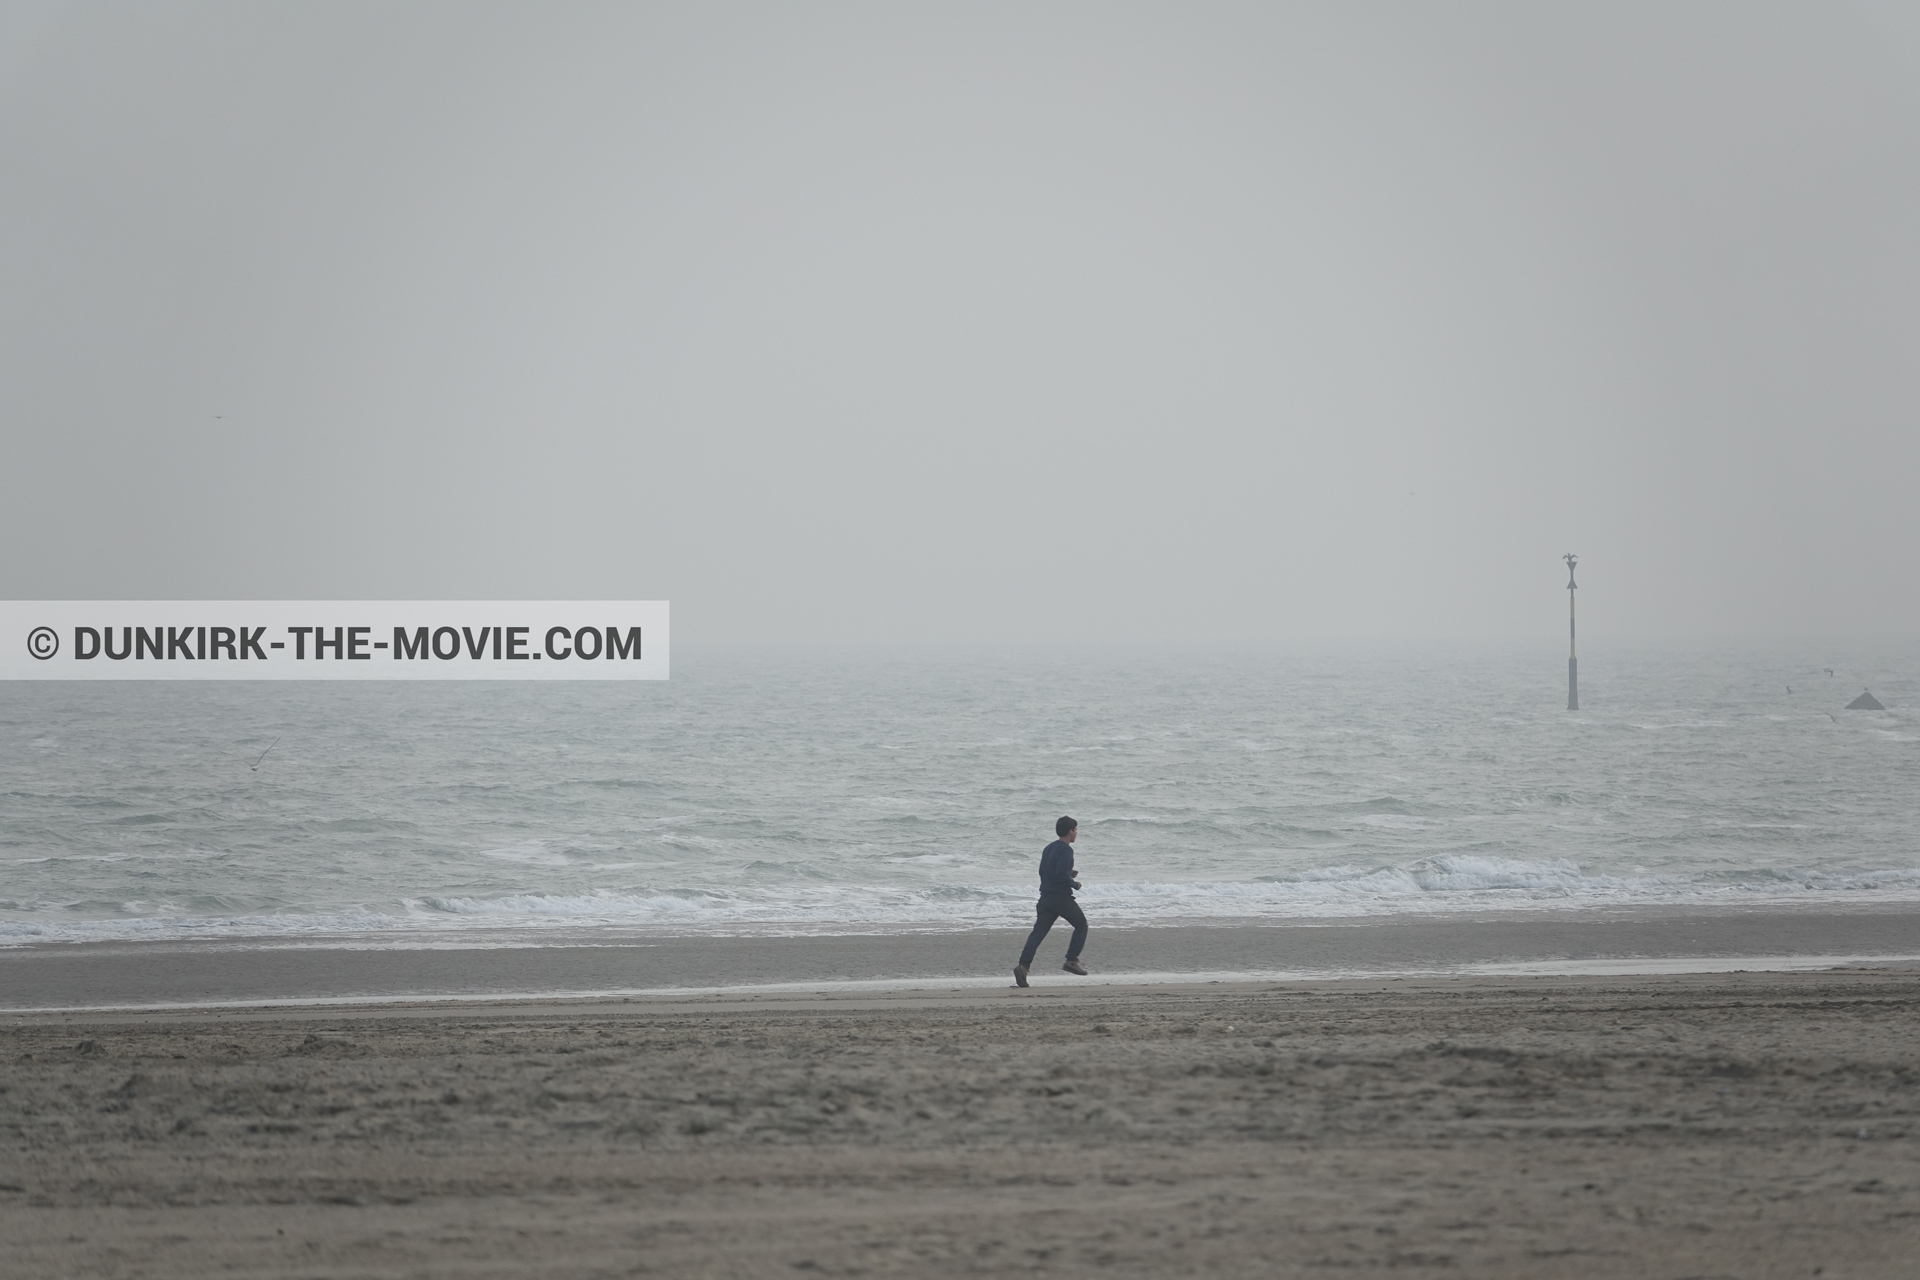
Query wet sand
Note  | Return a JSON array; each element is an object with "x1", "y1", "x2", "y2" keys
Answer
[
  {"x1": 6, "y1": 907, "x2": 1920, "y2": 1009},
  {"x1": 4, "y1": 969, "x2": 1917, "y2": 1278}
]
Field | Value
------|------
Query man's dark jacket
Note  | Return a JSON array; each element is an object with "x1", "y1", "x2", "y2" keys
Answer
[{"x1": 1037, "y1": 839, "x2": 1076, "y2": 896}]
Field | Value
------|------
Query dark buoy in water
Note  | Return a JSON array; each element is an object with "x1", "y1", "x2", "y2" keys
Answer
[{"x1": 1846, "y1": 690, "x2": 1886, "y2": 711}]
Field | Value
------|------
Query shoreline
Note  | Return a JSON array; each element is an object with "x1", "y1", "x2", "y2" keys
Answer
[
  {"x1": 8, "y1": 965, "x2": 1920, "y2": 1028},
  {"x1": 4, "y1": 904, "x2": 1917, "y2": 1011}
]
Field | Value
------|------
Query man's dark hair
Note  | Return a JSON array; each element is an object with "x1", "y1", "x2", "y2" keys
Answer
[{"x1": 1056, "y1": 815, "x2": 1077, "y2": 838}]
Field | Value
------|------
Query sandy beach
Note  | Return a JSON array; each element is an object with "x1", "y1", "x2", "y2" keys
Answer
[{"x1": 4, "y1": 967, "x2": 1917, "y2": 1278}]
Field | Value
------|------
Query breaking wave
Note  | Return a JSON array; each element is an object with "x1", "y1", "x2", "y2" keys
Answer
[{"x1": 6, "y1": 855, "x2": 1919, "y2": 946}]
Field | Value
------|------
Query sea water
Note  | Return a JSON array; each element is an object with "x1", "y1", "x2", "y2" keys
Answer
[{"x1": 2, "y1": 644, "x2": 1915, "y2": 947}]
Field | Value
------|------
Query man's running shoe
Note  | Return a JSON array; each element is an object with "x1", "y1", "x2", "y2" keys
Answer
[
  {"x1": 1062, "y1": 958, "x2": 1088, "y2": 976},
  {"x1": 1013, "y1": 965, "x2": 1029, "y2": 987}
]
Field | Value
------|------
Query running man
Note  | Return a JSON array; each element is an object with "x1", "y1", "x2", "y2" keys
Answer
[{"x1": 1013, "y1": 816, "x2": 1088, "y2": 987}]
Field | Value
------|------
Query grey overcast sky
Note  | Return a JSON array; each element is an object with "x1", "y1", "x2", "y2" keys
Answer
[{"x1": 2, "y1": 2, "x2": 1917, "y2": 648}]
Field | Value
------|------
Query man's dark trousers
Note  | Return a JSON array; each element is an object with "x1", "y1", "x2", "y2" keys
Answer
[{"x1": 1018, "y1": 893, "x2": 1087, "y2": 968}]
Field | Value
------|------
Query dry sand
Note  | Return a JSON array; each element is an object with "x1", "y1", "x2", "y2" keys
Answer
[{"x1": 3, "y1": 970, "x2": 1917, "y2": 1278}]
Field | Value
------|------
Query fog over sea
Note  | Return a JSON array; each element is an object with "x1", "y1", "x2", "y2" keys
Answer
[{"x1": 2, "y1": 646, "x2": 1916, "y2": 950}]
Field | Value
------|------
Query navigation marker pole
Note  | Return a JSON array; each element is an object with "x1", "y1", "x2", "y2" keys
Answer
[{"x1": 1564, "y1": 553, "x2": 1579, "y2": 711}]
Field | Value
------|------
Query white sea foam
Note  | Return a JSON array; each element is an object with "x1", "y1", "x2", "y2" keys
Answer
[{"x1": 478, "y1": 842, "x2": 573, "y2": 867}]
